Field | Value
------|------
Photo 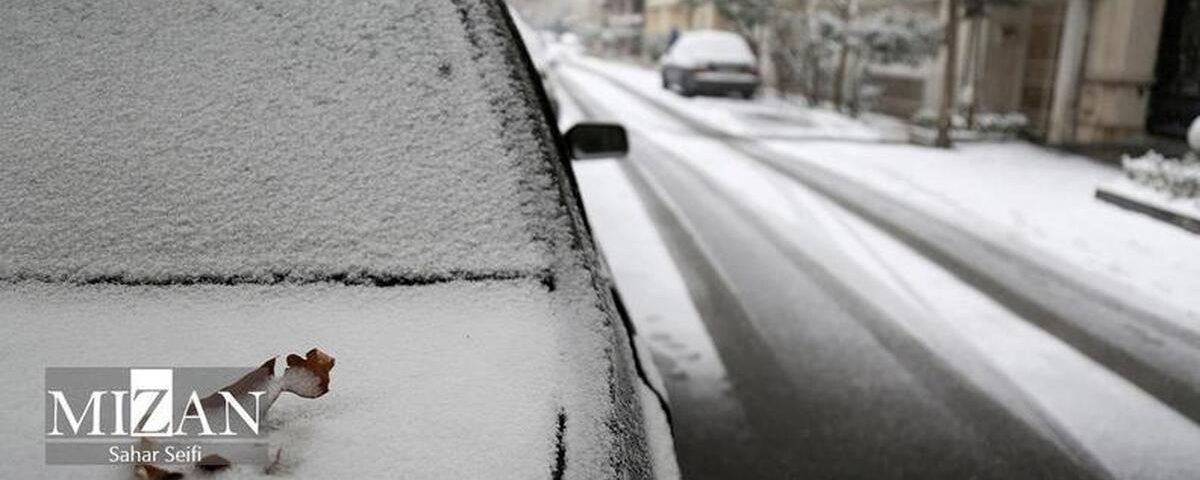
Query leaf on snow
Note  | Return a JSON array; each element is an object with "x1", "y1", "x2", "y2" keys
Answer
[{"x1": 132, "y1": 348, "x2": 335, "y2": 479}]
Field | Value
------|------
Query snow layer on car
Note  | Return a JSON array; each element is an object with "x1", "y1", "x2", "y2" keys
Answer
[
  {"x1": 2, "y1": 0, "x2": 548, "y2": 283},
  {"x1": 0, "y1": 281, "x2": 587, "y2": 479},
  {"x1": 669, "y1": 30, "x2": 756, "y2": 65},
  {"x1": 0, "y1": 0, "x2": 667, "y2": 478}
]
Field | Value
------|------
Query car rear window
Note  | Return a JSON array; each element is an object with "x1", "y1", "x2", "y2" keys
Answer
[{"x1": 0, "y1": 0, "x2": 565, "y2": 284}]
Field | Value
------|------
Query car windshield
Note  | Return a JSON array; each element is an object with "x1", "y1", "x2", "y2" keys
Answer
[{"x1": 0, "y1": 0, "x2": 560, "y2": 284}]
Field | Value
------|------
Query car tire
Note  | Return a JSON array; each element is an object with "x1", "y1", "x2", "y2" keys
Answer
[
  {"x1": 741, "y1": 88, "x2": 757, "y2": 100},
  {"x1": 661, "y1": 72, "x2": 670, "y2": 90}
]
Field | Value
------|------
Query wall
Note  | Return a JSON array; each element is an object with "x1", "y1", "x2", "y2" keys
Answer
[
  {"x1": 975, "y1": 6, "x2": 1029, "y2": 114},
  {"x1": 1074, "y1": 0, "x2": 1168, "y2": 142}
]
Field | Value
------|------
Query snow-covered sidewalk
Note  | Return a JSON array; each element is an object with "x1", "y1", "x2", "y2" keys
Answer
[{"x1": 762, "y1": 140, "x2": 1200, "y2": 324}]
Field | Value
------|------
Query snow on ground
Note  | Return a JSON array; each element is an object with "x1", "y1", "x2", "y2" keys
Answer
[
  {"x1": 560, "y1": 83, "x2": 682, "y2": 480},
  {"x1": 558, "y1": 59, "x2": 1200, "y2": 476},
  {"x1": 776, "y1": 178, "x2": 1200, "y2": 479},
  {"x1": 572, "y1": 159, "x2": 739, "y2": 416},
  {"x1": 561, "y1": 75, "x2": 736, "y2": 477},
  {"x1": 762, "y1": 140, "x2": 1200, "y2": 324},
  {"x1": 557, "y1": 65, "x2": 836, "y2": 228},
  {"x1": 569, "y1": 54, "x2": 1200, "y2": 327},
  {"x1": 734, "y1": 147, "x2": 1200, "y2": 478},
  {"x1": 1099, "y1": 177, "x2": 1200, "y2": 221}
]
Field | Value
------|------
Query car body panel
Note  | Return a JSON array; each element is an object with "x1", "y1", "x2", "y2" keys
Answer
[
  {"x1": 0, "y1": 0, "x2": 672, "y2": 477},
  {"x1": 660, "y1": 30, "x2": 759, "y2": 97}
]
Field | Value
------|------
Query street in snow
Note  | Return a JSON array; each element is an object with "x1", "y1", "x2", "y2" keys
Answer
[
  {"x1": 3, "y1": 0, "x2": 1197, "y2": 478},
  {"x1": 537, "y1": 12, "x2": 1200, "y2": 478}
]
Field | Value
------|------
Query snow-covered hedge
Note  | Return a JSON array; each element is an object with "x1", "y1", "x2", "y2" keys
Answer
[
  {"x1": 910, "y1": 109, "x2": 1027, "y2": 134},
  {"x1": 1122, "y1": 151, "x2": 1200, "y2": 198},
  {"x1": 975, "y1": 112, "x2": 1028, "y2": 134}
]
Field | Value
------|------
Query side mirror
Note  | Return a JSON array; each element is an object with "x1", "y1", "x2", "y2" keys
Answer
[{"x1": 565, "y1": 123, "x2": 628, "y2": 160}]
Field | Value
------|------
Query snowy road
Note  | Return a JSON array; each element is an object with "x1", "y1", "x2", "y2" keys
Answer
[{"x1": 556, "y1": 55, "x2": 1200, "y2": 479}]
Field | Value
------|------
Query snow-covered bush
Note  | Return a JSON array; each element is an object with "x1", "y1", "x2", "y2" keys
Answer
[
  {"x1": 975, "y1": 112, "x2": 1027, "y2": 134},
  {"x1": 853, "y1": 8, "x2": 941, "y2": 66},
  {"x1": 1122, "y1": 150, "x2": 1200, "y2": 198},
  {"x1": 910, "y1": 108, "x2": 939, "y2": 128},
  {"x1": 910, "y1": 108, "x2": 964, "y2": 130},
  {"x1": 910, "y1": 109, "x2": 1026, "y2": 134},
  {"x1": 952, "y1": 113, "x2": 968, "y2": 130}
]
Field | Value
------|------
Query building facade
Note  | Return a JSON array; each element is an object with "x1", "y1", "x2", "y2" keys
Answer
[
  {"x1": 871, "y1": 0, "x2": 1197, "y2": 145},
  {"x1": 643, "y1": 0, "x2": 729, "y2": 54}
]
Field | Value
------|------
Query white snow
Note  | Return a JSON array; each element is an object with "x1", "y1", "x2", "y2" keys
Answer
[
  {"x1": 0, "y1": 1, "x2": 669, "y2": 478},
  {"x1": 574, "y1": 56, "x2": 893, "y2": 141},
  {"x1": 1189, "y1": 118, "x2": 1200, "y2": 151},
  {"x1": 664, "y1": 30, "x2": 757, "y2": 67},
  {"x1": 0, "y1": 0, "x2": 553, "y2": 281},
  {"x1": 780, "y1": 181, "x2": 1200, "y2": 479},
  {"x1": 1099, "y1": 177, "x2": 1200, "y2": 221},
  {"x1": 569, "y1": 55, "x2": 1200, "y2": 328},
  {"x1": 761, "y1": 141, "x2": 1200, "y2": 325},
  {"x1": 1, "y1": 281, "x2": 569, "y2": 479},
  {"x1": 558, "y1": 56, "x2": 1200, "y2": 477},
  {"x1": 572, "y1": 160, "x2": 737, "y2": 416}
]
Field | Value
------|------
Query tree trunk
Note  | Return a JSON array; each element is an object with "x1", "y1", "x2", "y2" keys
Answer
[
  {"x1": 774, "y1": 52, "x2": 791, "y2": 99},
  {"x1": 771, "y1": 24, "x2": 791, "y2": 98},
  {"x1": 805, "y1": 3, "x2": 821, "y2": 106},
  {"x1": 834, "y1": 0, "x2": 859, "y2": 112},
  {"x1": 965, "y1": 16, "x2": 982, "y2": 130},
  {"x1": 849, "y1": 51, "x2": 864, "y2": 117},
  {"x1": 833, "y1": 39, "x2": 849, "y2": 110},
  {"x1": 808, "y1": 43, "x2": 821, "y2": 106},
  {"x1": 936, "y1": 0, "x2": 960, "y2": 149}
]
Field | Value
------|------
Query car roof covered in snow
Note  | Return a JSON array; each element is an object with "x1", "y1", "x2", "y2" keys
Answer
[
  {"x1": 0, "y1": 0, "x2": 670, "y2": 478},
  {"x1": 0, "y1": 0, "x2": 561, "y2": 285},
  {"x1": 669, "y1": 29, "x2": 756, "y2": 65}
]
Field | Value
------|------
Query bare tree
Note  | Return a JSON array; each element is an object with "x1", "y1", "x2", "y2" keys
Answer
[{"x1": 806, "y1": 3, "x2": 824, "y2": 105}]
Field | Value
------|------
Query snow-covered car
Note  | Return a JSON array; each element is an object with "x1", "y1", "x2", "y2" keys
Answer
[
  {"x1": 660, "y1": 30, "x2": 760, "y2": 98},
  {"x1": 0, "y1": 0, "x2": 673, "y2": 478},
  {"x1": 559, "y1": 32, "x2": 584, "y2": 56}
]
